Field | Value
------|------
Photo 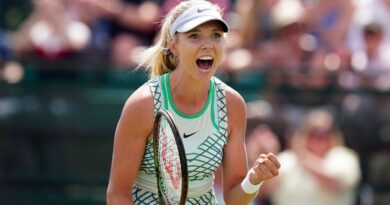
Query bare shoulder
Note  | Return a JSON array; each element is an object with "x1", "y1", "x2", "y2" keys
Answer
[
  {"x1": 224, "y1": 85, "x2": 247, "y2": 136},
  {"x1": 118, "y1": 83, "x2": 155, "y2": 139},
  {"x1": 224, "y1": 85, "x2": 246, "y2": 115},
  {"x1": 123, "y1": 83, "x2": 154, "y2": 113}
]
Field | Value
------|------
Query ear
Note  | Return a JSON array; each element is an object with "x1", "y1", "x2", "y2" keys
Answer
[{"x1": 168, "y1": 38, "x2": 178, "y2": 57}]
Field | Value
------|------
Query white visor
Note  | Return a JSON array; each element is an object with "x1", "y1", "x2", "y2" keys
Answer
[{"x1": 169, "y1": 1, "x2": 229, "y2": 37}]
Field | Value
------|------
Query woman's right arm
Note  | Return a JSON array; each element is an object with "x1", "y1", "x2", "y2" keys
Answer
[{"x1": 106, "y1": 84, "x2": 155, "y2": 205}]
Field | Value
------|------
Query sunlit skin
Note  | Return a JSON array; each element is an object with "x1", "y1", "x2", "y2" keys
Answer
[
  {"x1": 171, "y1": 21, "x2": 225, "y2": 79},
  {"x1": 167, "y1": 21, "x2": 226, "y2": 115}
]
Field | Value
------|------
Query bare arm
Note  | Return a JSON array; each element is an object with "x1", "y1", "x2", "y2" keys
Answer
[
  {"x1": 106, "y1": 84, "x2": 154, "y2": 205},
  {"x1": 222, "y1": 86, "x2": 281, "y2": 205}
]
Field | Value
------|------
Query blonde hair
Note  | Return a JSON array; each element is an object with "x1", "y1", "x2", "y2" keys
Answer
[{"x1": 136, "y1": 0, "x2": 223, "y2": 78}]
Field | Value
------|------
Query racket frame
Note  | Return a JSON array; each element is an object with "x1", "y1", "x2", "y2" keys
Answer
[{"x1": 153, "y1": 109, "x2": 188, "y2": 205}]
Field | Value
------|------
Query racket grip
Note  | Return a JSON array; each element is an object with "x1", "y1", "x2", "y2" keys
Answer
[{"x1": 241, "y1": 174, "x2": 263, "y2": 194}]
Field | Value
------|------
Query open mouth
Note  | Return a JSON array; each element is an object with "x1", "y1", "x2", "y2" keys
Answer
[{"x1": 196, "y1": 56, "x2": 214, "y2": 71}]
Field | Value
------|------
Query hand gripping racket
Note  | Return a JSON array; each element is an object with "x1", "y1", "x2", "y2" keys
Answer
[{"x1": 153, "y1": 109, "x2": 188, "y2": 205}]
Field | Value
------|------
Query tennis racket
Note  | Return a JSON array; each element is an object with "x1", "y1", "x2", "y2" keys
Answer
[{"x1": 153, "y1": 109, "x2": 188, "y2": 205}]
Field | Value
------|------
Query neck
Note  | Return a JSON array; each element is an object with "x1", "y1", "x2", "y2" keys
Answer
[{"x1": 168, "y1": 72, "x2": 211, "y2": 114}]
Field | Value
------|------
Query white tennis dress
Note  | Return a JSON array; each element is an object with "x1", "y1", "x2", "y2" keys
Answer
[{"x1": 132, "y1": 73, "x2": 228, "y2": 205}]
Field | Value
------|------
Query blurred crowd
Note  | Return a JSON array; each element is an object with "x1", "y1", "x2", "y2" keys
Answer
[
  {"x1": 225, "y1": 0, "x2": 390, "y2": 93},
  {"x1": 1, "y1": 0, "x2": 390, "y2": 205},
  {"x1": 0, "y1": 0, "x2": 389, "y2": 90},
  {"x1": 244, "y1": 109, "x2": 362, "y2": 205}
]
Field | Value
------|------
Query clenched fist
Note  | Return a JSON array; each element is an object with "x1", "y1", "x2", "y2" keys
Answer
[{"x1": 248, "y1": 153, "x2": 281, "y2": 185}]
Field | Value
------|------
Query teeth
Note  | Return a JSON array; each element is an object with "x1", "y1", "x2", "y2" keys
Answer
[{"x1": 198, "y1": 56, "x2": 213, "y2": 60}]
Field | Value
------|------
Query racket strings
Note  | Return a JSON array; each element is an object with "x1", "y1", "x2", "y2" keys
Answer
[{"x1": 158, "y1": 118, "x2": 183, "y2": 204}]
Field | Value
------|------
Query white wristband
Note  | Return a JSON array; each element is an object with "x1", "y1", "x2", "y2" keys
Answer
[{"x1": 241, "y1": 174, "x2": 263, "y2": 194}]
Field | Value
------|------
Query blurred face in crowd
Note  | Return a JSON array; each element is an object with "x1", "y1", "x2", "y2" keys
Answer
[
  {"x1": 279, "y1": 22, "x2": 305, "y2": 45},
  {"x1": 306, "y1": 128, "x2": 332, "y2": 157},
  {"x1": 364, "y1": 29, "x2": 383, "y2": 56}
]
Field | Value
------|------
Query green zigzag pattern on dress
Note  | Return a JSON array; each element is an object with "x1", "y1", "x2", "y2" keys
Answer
[
  {"x1": 186, "y1": 79, "x2": 228, "y2": 181},
  {"x1": 138, "y1": 140, "x2": 155, "y2": 174},
  {"x1": 149, "y1": 77, "x2": 162, "y2": 113},
  {"x1": 187, "y1": 132, "x2": 225, "y2": 181},
  {"x1": 215, "y1": 79, "x2": 228, "y2": 140},
  {"x1": 187, "y1": 190, "x2": 216, "y2": 205},
  {"x1": 132, "y1": 186, "x2": 159, "y2": 205},
  {"x1": 132, "y1": 186, "x2": 216, "y2": 205},
  {"x1": 138, "y1": 78, "x2": 162, "y2": 174}
]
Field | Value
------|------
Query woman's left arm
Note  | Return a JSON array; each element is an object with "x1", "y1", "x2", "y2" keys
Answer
[{"x1": 222, "y1": 86, "x2": 281, "y2": 205}]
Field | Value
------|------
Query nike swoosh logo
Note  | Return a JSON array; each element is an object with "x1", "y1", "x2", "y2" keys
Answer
[
  {"x1": 197, "y1": 8, "x2": 212, "y2": 13},
  {"x1": 183, "y1": 131, "x2": 197, "y2": 138}
]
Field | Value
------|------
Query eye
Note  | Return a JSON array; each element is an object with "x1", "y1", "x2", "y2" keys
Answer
[
  {"x1": 188, "y1": 33, "x2": 200, "y2": 39},
  {"x1": 212, "y1": 32, "x2": 223, "y2": 39}
]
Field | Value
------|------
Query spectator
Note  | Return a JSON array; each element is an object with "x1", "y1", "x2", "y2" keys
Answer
[
  {"x1": 246, "y1": 124, "x2": 281, "y2": 205},
  {"x1": 347, "y1": 0, "x2": 390, "y2": 59},
  {"x1": 302, "y1": 0, "x2": 355, "y2": 52},
  {"x1": 346, "y1": 0, "x2": 390, "y2": 91},
  {"x1": 80, "y1": 0, "x2": 164, "y2": 68},
  {"x1": 301, "y1": 0, "x2": 354, "y2": 73},
  {"x1": 260, "y1": 0, "x2": 308, "y2": 71},
  {"x1": 350, "y1": 22, "x2": 390, "y2": 91},
  {"x1": 214, "y1": 123, "x2": 281, "y2": 205},
  {"x1": 246, "y1": 124, "x2": 281, "y2": 170},
  {"x1": 268, "y1": 109, "x2": 361, "y2": 205},
  {"x1": 235, "y1": 0, "x2": 277, "y2": 46},
  {"x1": 11, "y1": 0, "x2": 92, "y2": 60},
  {"x1": 258, "y1": 0, "x2": 337, "y2": 93},
  {"x1": 221, "y1": 0, "x2": 279, "y2": 71}
]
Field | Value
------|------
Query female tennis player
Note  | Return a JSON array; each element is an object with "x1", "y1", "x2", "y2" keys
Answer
[{"x1": 106, "y1": 0, "x2": 280, "y2": 204}]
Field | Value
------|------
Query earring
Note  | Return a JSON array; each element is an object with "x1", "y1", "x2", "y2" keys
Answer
[
  {"x1": 168, "y1": 53, "x2": 177, "y2": 67},
  {"x1": 163, "y1": 48, "x2": 171, "y2": 55},
  {"x1": 163, "y1": 48, "x2": 176, "y2": 69}
]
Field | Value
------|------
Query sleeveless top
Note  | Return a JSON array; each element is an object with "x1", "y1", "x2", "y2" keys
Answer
[{"x1": 132, "y1": 73, "x2": 228, "y2": 205}]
